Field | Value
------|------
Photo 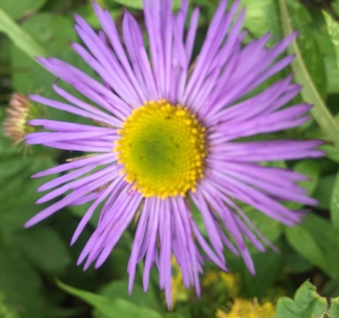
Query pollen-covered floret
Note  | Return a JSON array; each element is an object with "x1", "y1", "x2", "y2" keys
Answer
[{"x1": 114, "y1": 100, "x2": 207, "y2": 198}]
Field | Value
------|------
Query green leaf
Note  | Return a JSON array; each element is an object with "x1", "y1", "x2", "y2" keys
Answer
[
  {"x1": 294, "y1": 159, "x2": 320, "y2": 196},
  {"x1": 313, "y1": 10, "x2": 339, "y2": 95},
  {"x1": 330, "y1": 170, "x2": 339, "y2": 230},
  {"x1": 0, "y1": 8, "x2": 47, "y2": 59},
  {"x1": 13, "y1": 226, "x2": 71, "y2": 274},
  {"x1": 238, "y1": 0, "x2": 289, "y2": 91},
  {"x1": 329, "y1": 298, "x2": 339, "y2": 317},
  {"x1": 283, "y1": 159, "x2": 320, "y2": 218},
  {"x1": 278, "y1": 0, "x2": 339, "y2": 150},
  {"x1": 10, "y1": 13, "x2": 95, "y2": 124},
  {"x1": 281, "y1": 240, "x2": 313, "y2": 274},
  {"x1": 10, "y1": 13, "x2": 74, "y2": 96},
  {"x1": 0, "y1": 155, "x2": 56, "y2": 233},
  {"x1": 0, "y1": 291, "x2": 20, "y2": 318},
  {"x1": 321, "y1": 144, "x2": 339, "y2": 164},
  {"x1": 275, "y1": 280, "x2": 339, "y2": 318},
  {"x1": 241, "y1": 0, "x2": 282, "y2": 40},
  {"x1": 57, "y1": 280, "x2": 164, "y2": 318},
  {"x1": 281, "y1": 0, "x2": 327, "y2": 98},
  {"x1": 228, "y1": 246, "x2": 282, "y2": 298},
  {"x1": 0, "y1": 245, "x2": 45, "y2": 318},
  {"x1": 0, "y1": 0, "x2": 47, "y2": 20},
  {"x1": 0, "y1": 121, "x2": 56, "y2": 233},
  {"x1": 313, "y1": 174, "x2": 337, "y2": 210},
  {"x1": 324, "y1": 12, "x2": 339, "y2": 89},
  {"x1": 110, "y1": 0, "x2": 181, "y2": 10},
  {"x1": 243, "y1": 205, "x2": 283, "y2": 253},
  {"x1": 285, "y1": 213, "x2": 339, "y2": 278},
  {"x1": 97, "y1": 279, "x2": 161, "y2": 312}
]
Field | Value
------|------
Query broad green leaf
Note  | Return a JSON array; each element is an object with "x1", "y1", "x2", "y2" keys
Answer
[
  {"x1": 313, "y1": 174, "x2": 337, "y2": 210},
  {"x1": 321, "y1": 144, "x2": 339, "y2": 164},
  {"x1": 13, "y1": 226, "x2": 71, "y2": 274},
  {"x1": 76, "y1": 4, "x2": 122, "y2": 29},
  {"x1": 332, "y1": 0, "x2": 339, "y2": 12},
  {"x1": 0, "y1": 292, "x2": 20, "y2": 318},
  {"x1": 0, "y1": 8, "x2": 47, "y2": 59},
  {"x1": 111, "y1": 0, "x2": 181, "y2": 10},
  {"x1": 309, "y1": 9, "x2": 339, "y2": 95},
  {"x1": 282, "y1": 159, "x2": 320, "y2": 225},
  {"x1": 285, "y1": 213, "x2": 339, "y2": 278},
  {"x1": 241, "y1": 0, "x2": 281, "y2": 40},
  {"x1": 303, "y1": 113, "x2": 339, "y2": 143},
  {"x1": 10, "y1": 13, "x2": 96, "y2": 124},
  {"x1": 280, "y1": 0, "x2": 327, "y2": 97},
  {"x1": 0, "y1": 153, "x2": 56, "y2": 234},
  {"x1": 227, "y1": 246, "x2": 282, "y2": 298},
  {"x1": 238, "y1": 0, "x2": 290, "y2": 92},
  {"x1": 97, "y1": 279, "x2": 161, "y2": 312},
  {"x1": 10, "y1": 13, "x2": 76, "y2": 95},
  {"x1": 280, "y1": 240, "x2": 313, "y2": 274},
  {"x1": 330, "y1": 170, "x2": 339, "y2": 230},
  {"x1": 294, "y1": 159, "x2": 320, "y2": 196},
  {"x1": 302, "y1": 122, "x2": 327, "y2": 140},
  {"x1": 324, "y1": 12, "x2": 339, "y2": 74},
  {"x1": 329, "y1": 298, "x2": 339, "y2": 317},
  {"x1": 278, "y1": 0, "x2": 339, "y2": 150},
  {"x1": 0, "y1": 37, "x2": 11, "y2": 71},
  {"x1": 243, "y1": 205, "x2": 282, "y2": 253},
  {"x1": 0, "y1": 245, "x2": 45, "y2": 318},
  {"x1": 0, "y1": 116, "x2": 56, "y2": 233},
  {"x1": 275, "y1": 280, "x2": 339, "y2": 318},
  {"x1": 0, "y1": 0, "x2": 47, "y2": 20},
  {"x1": 57, "y1": 280, "x2": 164, "y2": 318}
]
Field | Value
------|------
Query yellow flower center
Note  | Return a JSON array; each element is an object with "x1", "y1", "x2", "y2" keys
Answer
[{"x1": 115, "y1": 100, "x2": 207, "y2": 199}]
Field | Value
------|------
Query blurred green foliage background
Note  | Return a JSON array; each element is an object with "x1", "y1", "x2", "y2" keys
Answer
[{"x1": 1, "y1": 0, "x2": 339, "y2": 317}]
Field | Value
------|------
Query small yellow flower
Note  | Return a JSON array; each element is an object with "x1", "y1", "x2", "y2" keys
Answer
[
  {"x1": 216, "y1": 298, "x2": 275, "y2": 318},
  {"x1": 219, "y1": 272, "x2": 239, "y2": 297},
  {"x1": 203, "y1": 270, "x2": 239, "y2": 297}
]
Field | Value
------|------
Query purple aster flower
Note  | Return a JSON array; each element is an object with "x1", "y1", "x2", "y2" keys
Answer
[{"x1": 25, "y1": 0, "x2": 322, "y2": 307}]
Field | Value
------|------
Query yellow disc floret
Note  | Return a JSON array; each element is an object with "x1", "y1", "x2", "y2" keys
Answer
[{"x1": 114, "y1": 100, "x2": 207, "y2": 199}]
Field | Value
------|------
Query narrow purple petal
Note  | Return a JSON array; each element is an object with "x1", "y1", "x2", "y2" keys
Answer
[
  {"x1": 32, "y1": 153, "x2": 115, "y2": 178},
  {"x1": 70, "y1": 178, "x2": 120, "y2": 245},
  {"x1": 36, "y1": 165, "x2": 118, "y2": 204}
]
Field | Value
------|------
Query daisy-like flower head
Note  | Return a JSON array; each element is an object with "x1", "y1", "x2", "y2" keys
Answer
[{"x1": 25, "y1": 0, "x2": 323, "y2": 307}]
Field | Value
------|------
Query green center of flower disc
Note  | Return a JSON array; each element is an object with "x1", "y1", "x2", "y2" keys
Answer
[{"x1": 115, "y1": 100, "x2": 207, "y2": 198}]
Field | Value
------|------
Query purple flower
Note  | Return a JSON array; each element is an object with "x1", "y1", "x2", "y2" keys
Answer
[{"x1": 25, "y1": 0, "x2": 322, "y2": 307}]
